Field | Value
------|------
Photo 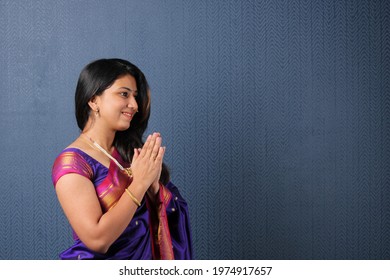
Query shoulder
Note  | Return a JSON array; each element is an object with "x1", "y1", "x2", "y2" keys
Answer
[{"x1": 52, "y1": 148, "x2": 94, "y2": 187}]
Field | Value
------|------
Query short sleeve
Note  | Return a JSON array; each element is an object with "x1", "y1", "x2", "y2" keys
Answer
[{"x1": 52, "y1": 150, "x2": 94, "y2": 187}]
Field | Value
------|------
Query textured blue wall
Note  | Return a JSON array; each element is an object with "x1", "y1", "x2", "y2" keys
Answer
[{"x1": 0, "y1": 0, "x2": 389, "y2": 259}]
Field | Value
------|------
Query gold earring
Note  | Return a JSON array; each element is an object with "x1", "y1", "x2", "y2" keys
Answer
[{"x1": 95, "y1": 108, "x2": 100, "y2": 117}]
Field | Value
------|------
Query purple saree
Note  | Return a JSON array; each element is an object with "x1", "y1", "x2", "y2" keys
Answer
[{"x1": 52, "y1": 147, "x2": 192, "y2": 260}]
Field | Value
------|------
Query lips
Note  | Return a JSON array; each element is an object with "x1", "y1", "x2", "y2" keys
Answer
[{"x1": 122, "y1": 112, "x2": 133, "y2": 119}]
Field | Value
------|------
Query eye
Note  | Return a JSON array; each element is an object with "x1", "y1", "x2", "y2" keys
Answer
[{"x1": 120, "y1": 92, "x2": 129, "y2": 98}]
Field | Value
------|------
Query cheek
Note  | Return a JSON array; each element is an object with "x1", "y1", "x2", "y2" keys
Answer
[{"x1": 107, "y1": 99, "x2": 123, "y2": 109}]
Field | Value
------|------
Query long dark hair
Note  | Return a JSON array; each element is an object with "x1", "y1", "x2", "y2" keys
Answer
[{"x1": 75, "y1": 58, "x2": 170, "y2": 184}]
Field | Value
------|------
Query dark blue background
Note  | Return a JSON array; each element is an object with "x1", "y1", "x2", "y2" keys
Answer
[{"x1": 0, "y1": 0, "x2": 389, "y2": 259}]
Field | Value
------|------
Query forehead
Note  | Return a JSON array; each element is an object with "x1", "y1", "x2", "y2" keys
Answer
[{"x1": 110, "y1": 74, "x2": 137, "y2": 90}]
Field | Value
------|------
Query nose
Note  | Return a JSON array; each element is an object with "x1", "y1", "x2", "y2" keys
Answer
[{"x1": 128, "y1": 95, "x2": 138, "y2": 112}]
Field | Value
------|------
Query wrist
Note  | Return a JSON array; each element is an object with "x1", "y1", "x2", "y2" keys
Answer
[
  {"x1": 125, "y1": 188, "x2": 141, "y2": 207},
  {"x1": 129, "y1": 179, "x2": 149, "y2": 193},
  {"x1": 146, "y1": 182, "x2": 160, "y2": 202}
]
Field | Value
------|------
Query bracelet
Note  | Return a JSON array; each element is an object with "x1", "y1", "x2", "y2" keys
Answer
[{"x1": 125, "y1": 188, "x2": 141, "y2": 207}]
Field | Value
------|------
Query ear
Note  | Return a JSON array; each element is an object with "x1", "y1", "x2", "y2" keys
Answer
[{"x1": 88, "y1": 96, "x2": 99, "y2": 111}]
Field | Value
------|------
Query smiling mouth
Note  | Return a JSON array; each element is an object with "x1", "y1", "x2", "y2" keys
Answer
[{"x1": 122, "y1": 112, "x2": 133, "y2": 119}]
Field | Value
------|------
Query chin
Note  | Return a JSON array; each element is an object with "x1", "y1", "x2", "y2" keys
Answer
[
  {"x1": 116, "y1": 123, "x2": 131, "y2": 131},
  {"x1": 117, "y1": 127, "x2": 130, "y2": 132}
]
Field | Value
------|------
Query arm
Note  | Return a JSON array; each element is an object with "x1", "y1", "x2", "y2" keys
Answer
[
  {"x1": 55, "y1": 133, "x2": 164, "y2": 254},
  {"x1": 55, "y1": 174, "x2": 145, "y2": 254}
]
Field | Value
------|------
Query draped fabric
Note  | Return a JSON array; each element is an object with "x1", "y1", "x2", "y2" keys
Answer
[{"x1": 52, "y1": 147, "x2": 192, "y2": 260}]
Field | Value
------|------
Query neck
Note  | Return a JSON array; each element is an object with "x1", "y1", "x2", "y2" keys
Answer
[{"x1": 82, "y1": 128, "x2": 116, "y2": 152}]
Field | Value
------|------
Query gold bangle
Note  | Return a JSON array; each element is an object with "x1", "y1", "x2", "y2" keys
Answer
[{"x1": 125, "y1": 188, "x2": 141, "y2": 207}]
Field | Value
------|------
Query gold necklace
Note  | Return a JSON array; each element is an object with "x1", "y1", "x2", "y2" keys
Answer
[{"x1": 82, "y1": 134, "x2": 133, "y2": 177}]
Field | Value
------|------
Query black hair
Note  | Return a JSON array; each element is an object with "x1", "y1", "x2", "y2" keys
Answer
[{"x1": 74, "y1": 58, "x2": 170, "y2": 184}]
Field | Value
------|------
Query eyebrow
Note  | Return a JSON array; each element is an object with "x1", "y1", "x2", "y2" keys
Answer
[{"x1": 119, "y1": 87, "x2": 138, "y2": 93}]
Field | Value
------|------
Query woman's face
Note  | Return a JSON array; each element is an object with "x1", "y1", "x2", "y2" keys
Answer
[{"x1": 92, "y1": 74, "x2": 139, "y2": 131}]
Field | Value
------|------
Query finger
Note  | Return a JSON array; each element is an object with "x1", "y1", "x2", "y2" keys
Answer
[
  {"x1": 150, "y1": 136, "x2": 162, "y2": 161},
  {"x1": 139, "y1": 134, "x2": 152, "y2": 158},
  {"x1": 131, "y1": 148, "x2": 139, "y2": 164},
  {"x1": 145, "y1": 133, "x2": 159, "y2": 158},
  {"x1": 133, "y1": 148, "x2": 139, "y2": 158},
  {"x1": 155, "y1": 146, "x2": 165, "y2": 162}
]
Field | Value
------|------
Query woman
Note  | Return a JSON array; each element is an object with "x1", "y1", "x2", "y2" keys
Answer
[{"x1": 52, "y1": 58, "x2": 192, "y2": 259}]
